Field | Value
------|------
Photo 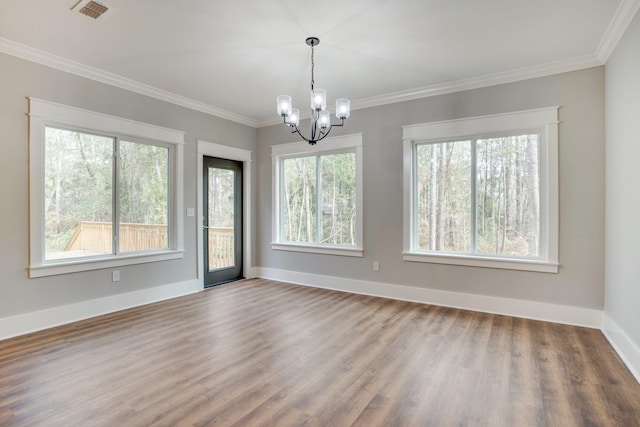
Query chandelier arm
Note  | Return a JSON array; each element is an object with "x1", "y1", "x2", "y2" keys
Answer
[
  {"x1": 316, "y1": 126, "x2": 333, "y2": 143},
  {"x1": 291, "y1": 125, "x2": 313, "y2": 144},
  {"x1": 290, "y1": 117, "x2": 345, "y2": 144}
]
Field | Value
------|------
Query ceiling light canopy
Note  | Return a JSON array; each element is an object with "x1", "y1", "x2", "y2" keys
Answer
[{"x1": 277, "y1": 37, "x2": 350, "y2": 145}]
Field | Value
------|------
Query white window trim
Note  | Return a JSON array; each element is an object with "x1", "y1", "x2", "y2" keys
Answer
[
  {"x1": 28, "y1": 98, "x2": 185, "y2": 278},
  {"x1": 402, "y1": 107, "x2": 559, "y2": 273},
  {"x1": 271, "y1": 133, "x2": 363, "y2": 257}
]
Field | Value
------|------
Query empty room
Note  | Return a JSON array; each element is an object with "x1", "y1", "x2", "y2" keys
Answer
[{"x1": 1, "y1": 0, "x2": 640, "y2": 425}]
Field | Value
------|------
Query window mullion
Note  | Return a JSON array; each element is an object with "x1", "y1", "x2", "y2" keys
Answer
[
  {"x1": 413, "y1": 142, "x2": 421, "y2": 252},
  {"x1": 470, "y1": 139, "x2": 477, "y2": 254},
  {"x1": 113, "y1": 138, "x2": 119, "y2": 255},
  {"x1": 316, "y1": 155, "x2": 322, "y2": 244},
  {"x1": 279, "y1": 158, "x2": 284, "y2": 242}
]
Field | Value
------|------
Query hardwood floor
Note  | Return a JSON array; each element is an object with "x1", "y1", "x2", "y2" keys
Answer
[{"x1": 1, "y1": 278, "x2": 639, "y2": 426}]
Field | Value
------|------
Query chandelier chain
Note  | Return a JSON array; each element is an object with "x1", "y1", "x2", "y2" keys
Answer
[{"x1": 310, "y1": 44, "x2": 315, "y2": 90}]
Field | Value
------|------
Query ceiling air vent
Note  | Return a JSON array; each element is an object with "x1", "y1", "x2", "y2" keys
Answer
[{"x1": 78, "y1": 1, "x2": 108, "y2": 19}]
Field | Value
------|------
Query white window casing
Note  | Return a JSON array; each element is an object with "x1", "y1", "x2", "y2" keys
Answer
[
  {"x1": 402, "y1": 107, "x2": 559, "y2": 273},
  {"x1": 28, "y1": 98, "x2": 185, "y2": 277},
  {"x1": 271, "y1": 133, "x2": 363, "y2": 257}
]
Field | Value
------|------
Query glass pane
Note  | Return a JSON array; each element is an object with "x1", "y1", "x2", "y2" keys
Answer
[
  {"x1": 44, "y1": 127, "x2": 113, "y2": 260},
  {"x1": 416, "y1": 141, "x2": 472, "y2": 252},
  {"x1": 282, "y1": 156, "x2": 317, "y2": 242},
  {"x1": 208, "y1": 167, "x2": 235, "y2": 270},
  {"x1": 321, "y1": 152, "x2": 356, "y2": 245},
  {"x1": 119, "y1": 141, "x2": 169, "y2": 253},
  {"x1": 476, "y1": 135, "x2": 540, "y2": 257}
]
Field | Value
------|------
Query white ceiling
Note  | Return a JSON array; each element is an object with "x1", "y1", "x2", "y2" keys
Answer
[{"x1": 0, "y1": 0, "x2": 636, "y2": 127}]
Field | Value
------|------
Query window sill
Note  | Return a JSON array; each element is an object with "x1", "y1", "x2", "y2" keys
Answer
[
  {"x1": 402, "y1": 252, "x2": 558, "y2": 273},
  {"x1": 272, "y1": 243, "x2": 363, "y2": 258},
  {"x1": 29, "y1": 250, "x2": 185, "y2": 278}
]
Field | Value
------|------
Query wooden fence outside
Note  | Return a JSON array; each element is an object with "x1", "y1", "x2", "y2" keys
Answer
[
  {"x1": 207, "y1": 227, "x2": 235, "y2": 269},
  {"x1": 65, "y1": 222, "x2": 167, "y2": 253},
  {"x1": 65, "y1": 222, "x2": 235, "y2": 268}
]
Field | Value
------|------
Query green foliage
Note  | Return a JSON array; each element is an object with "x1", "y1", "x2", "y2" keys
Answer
[
  {"x1": 44, "y1": 127, "x2": 169, "y2": 258},
  {"x1": 119, "y1": 141, "x2": 168, "y2": 225},
  {"x1": 207, "y1": 167, "x2": 235, "y2": 228},
  {"x1": 282, "y1": 151, "x2": 356, "y2": 245},
  {"x1": 417, "y1": 140, "x2": 471, "y2": 253},
  {"x1": 283, "y1": 156, "x2": 317, "y2": 242},
  {"x1": 44, "y1": 128, "x2": 113, "y2": 255},
  {"x1": 321, "y1": 152, "x2": 356, "y2": 245},
  {"x1": 416, "y1": 135, "x2": 540, "y2": 257}
]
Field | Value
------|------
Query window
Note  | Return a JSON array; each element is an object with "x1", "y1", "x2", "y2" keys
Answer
[
  {"x1": 402, "y1": 108, "x2": 558, "y2": 272},
  {"x1": 272, "y1": 133, "x2": 363, "y2": 257},
  {"x1": 29, "y1": 98, "x2": 184, "y2": 277}
]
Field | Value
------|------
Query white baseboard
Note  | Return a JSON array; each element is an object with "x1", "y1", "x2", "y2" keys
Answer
[
  {"x1": 256, "y1": 267, "x2": 603, "y2": 328},
  {"x1": 602, "y1": 313, "x2": 640, "y2": 384},
  {"x1": 0, "y1": 279, "x2": 202, "y2": 341},
  {"x1": 248, "y1": 266, "x2": 260, "y2": 279}
]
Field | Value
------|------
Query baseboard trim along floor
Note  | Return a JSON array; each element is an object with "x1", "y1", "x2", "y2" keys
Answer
[
  {"x1": 256, "y1": 267, "x2": 603, "y2": 328},
  {"x1": 0, "y1": 279, "x2": 201, "y2": 340},
  {"x1": 602, "y1": 313, "x2": 640, "y2": 384}
]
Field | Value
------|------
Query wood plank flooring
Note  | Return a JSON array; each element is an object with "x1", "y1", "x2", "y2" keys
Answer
[{"x1": 1, "y1": 278, "x2": 639, "y2": 426}]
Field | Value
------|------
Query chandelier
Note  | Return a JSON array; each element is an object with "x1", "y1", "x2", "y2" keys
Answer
[{"x1": 277, "y1": 37, "x2": 350, "y2": 145}]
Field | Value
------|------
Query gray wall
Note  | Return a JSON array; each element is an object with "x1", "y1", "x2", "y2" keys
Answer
[
  {"x1": 0, "y1": 51, "x2": 607, "y2": 322},
  {"x1": 0, "y1": 52, "x2": 257, "y2": 319},
  {"x1": 258, "y1": 67, "x2": 605, "y2": 309},
  {"x1": 605, "y1": 12, "x2": 640, "y2": 344}
]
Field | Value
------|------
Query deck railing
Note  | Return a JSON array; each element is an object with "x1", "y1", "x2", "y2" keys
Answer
[
  {"x1": 65, "y1": 222, "x2": 167, "y2": 253},
  {"x1": 207, "y1": 227, "x2": 235, "y2": 269},
  {"x1": 64, "y1": 222, "x2": 235, "y2": 268}
]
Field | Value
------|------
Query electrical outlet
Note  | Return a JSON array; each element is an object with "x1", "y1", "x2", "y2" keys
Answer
[
  {"x1": 112, "y1": 270, "x2": 120, "y2": 282},
  {"x1": 373, "y1": 261, "x2": 380, "y2": 271}
]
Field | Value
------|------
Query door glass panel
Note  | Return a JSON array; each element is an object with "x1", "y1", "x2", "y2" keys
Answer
[{"x1": 208, "y1": 167, "x2": 235, "y2": 270}]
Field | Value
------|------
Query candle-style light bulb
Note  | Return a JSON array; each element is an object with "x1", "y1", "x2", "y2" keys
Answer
[{"x1": 277, "y1": 95, "x2": 292, "y2": 117}]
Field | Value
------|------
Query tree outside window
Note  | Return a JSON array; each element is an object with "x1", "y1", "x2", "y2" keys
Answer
[
  {"x1": 281, "y1": 151, "x2": 356, "y2": 246},
  {"x1": 415, "y1": 135, "x2": 540, "y2": 258},
  {"x1": 402, "y1": 108, "x2": 558, "y2": 272},
  {"x1": 272, "y1": 133, "x2": 363, "y2": 257},
  {"x1": 44, "y1": 127, "x2": 170, "y2": 260},
  {"x1": 29, "y1": 98, "x2": 184, "y2": 277}
]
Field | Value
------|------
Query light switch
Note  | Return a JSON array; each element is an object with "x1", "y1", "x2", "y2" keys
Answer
[{"x1": 186, "y1": 208, "x2": 195, "y2": 217}]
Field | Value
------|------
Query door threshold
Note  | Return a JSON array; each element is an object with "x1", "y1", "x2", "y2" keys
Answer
[{"x1": 204, "y1": 277, "x2": 245, "y2": 289}]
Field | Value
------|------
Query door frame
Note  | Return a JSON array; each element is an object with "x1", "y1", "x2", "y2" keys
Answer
[{"x1": 197, "y1": 140, "x2": 252, "y2": 288}]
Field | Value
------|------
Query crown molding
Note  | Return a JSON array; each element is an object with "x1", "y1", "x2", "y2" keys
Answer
[
  {"x1": 257, "y1": 54, "x2": 602, "y2": 128},
  {"x1": 596, "y1": 0, "x2": 640, "y2": 62},
  {"x1": 257, "y1": 0, "x2": 640, "y2": 130},
  {"x1": 351, "y1": 55, "x2": 603, "y2": 112},
  {"x1": 0, "y1": 37, "x2": 258, "y2": 128},
  {"x1": 4, "y1": 0, "x2": 637, "y2": 133}
]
